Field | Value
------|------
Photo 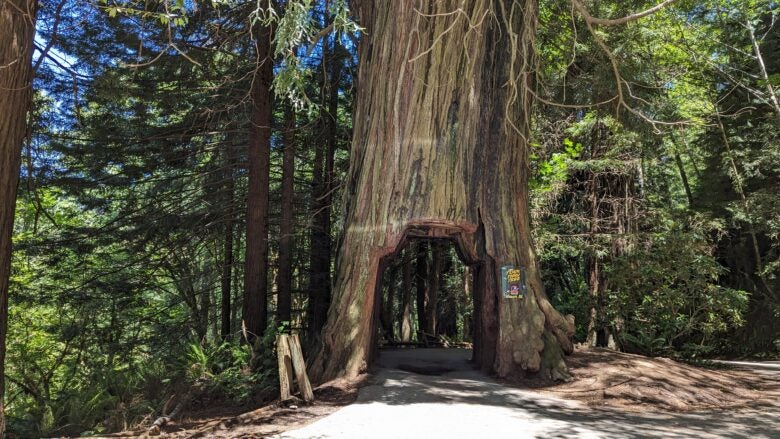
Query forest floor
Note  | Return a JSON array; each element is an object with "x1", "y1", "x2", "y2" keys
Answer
[
  {"x1": 536, "y1": 347, "x2": 778, "y2": 411},
  {"x1": 105, "y1": 347, "x2": 779, "y2": 438}
]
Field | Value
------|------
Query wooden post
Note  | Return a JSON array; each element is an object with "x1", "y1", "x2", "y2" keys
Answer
[
  {"x1": 277, "y1": 333, "x2": 314, "y2": 402},
  {"x1": 289, "y1": 334, "x2": 315, "y2": 402},
  {"x1": 276, "y1": 334, "x2": 294, "y2": 401}
]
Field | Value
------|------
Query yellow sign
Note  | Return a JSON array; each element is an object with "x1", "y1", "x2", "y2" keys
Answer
[{"x1": 501, "y1": 265, "x2": 527, "y2": 299}]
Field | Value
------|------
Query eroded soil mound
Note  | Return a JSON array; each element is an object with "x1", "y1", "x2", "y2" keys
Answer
[{"x1": 541, "y1": 348, "x2": 778, "y2": 411}]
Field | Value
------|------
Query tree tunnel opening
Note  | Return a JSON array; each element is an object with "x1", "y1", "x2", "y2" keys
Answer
[
  {"x1": 310, "y1": 215, "x2": 573, "y2": 383},
  {"x1": 368, "y1": 224, "x2": 490, "y2": 368}
]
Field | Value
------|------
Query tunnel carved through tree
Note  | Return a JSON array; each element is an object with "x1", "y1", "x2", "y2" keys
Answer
[{"x1": 308, "y1": 0, "x2": 574, "y2": 384}]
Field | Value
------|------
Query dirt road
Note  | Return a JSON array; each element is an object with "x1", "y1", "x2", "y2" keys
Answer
[{"x1": 273, "y1": 349, "x2": 779, "y2": 439}]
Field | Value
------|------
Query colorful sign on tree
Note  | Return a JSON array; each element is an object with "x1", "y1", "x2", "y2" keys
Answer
[{"x1": 501, "y1": 265, "x2": 527, "y2": 299}]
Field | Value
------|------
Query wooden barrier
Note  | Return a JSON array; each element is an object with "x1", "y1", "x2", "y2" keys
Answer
[{"x1": 276, "y1": 333, "x2": 314, "y2": 402}]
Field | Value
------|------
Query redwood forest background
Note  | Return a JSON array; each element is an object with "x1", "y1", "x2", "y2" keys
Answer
[{"x1": 1, "y1": 0, "x2": 779, "y2": 436}]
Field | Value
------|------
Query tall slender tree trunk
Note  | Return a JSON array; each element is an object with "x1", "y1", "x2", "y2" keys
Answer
[
  {"x1": 0, "y1": 0, "x2": 37, "y2": 434},
  {"x1": 231, "y1": 231, "x2": 242, "y2": 335},
  {"x1": 221, "y1": 217, "x2": 234, "y2": 340},
  {"x1": 307, "y1": 118, "x2": 326, "y2": 342},
  {"x1": 586, "y1": 256, "x2": 601, "y2": 347},
  {"x1": 221, "y1": 143, "x2": 236, "y2": 340},
  {"x1": 715, "y1": 108, "x2": 775, "y2": 301},
  {"x1": 381, "y1": 265, "x2": 397, "y2": 341},
  {"x1": 415, "y1": 241, "x2": 428, "y2": 338},
  {"x1": 200, "y1": 279, "x2": 211, "y2": 341},
  {"x1": 400, "y1": 253, "x2": 412, "y2": 342},
  {"x1": 673, "y1": 152, "x2": 693, "y2": 207},
  {"x1": 310, "y1": 0, "x2": 573, "y2": 383},
  {"x1": 462, "y1": 265, "x2": 472, "y2": 341},
  {"x1": 586, "y1": 164, "x2": 601, "y2": 347},
  {"x1": 437, "y1": 248, "x2": 457, "y2": 337},
  {"x1": 658, "y1": 80, "x2": 693, "y2": 208},
  {"x1": 306, "y1": 37, "x2": 341, "y2": 342},
  {"x1": 582, "y1": 120, "x2": 639, "y2": 349},
  {"x1": 426, "y1": 242, "x2": 444, "y2": 335},
  {"x1": 277, "y1": 104, "x2": 296, "y2": 323},
  {"x1": 243, "y1": 17, "x2": 273, "y2": 339}
]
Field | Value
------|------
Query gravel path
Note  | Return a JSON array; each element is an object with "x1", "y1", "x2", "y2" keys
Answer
[{"x1": 273, "y1": 349, "x2": 779, "y2": 439}]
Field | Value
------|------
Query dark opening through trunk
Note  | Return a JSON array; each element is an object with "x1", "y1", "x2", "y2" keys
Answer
[{"x1": 369, "y1": 230, "x2": 480, "y2": 367}]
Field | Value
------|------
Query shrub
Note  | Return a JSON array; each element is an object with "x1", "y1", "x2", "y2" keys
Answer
[{"x1": 607, "y1": 227, "x2": 748, "y2": 357}]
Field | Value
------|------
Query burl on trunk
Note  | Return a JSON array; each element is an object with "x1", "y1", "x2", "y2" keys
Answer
[{"x1": 309, "y1": 0, "x2": 573, "y2": 383}]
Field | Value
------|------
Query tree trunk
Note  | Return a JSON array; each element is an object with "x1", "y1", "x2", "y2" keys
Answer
[
  {"x1": 586, "y1": 256, "x2": 601, "y2": 347},
  {"x1": 437, "y1": 247, "x2": 457, "y2": 337},
  {"x1": 0, "y1": 0, "x2": 37, "y2": 434},
  {"x1": 673, "y1": 152, "x2": 693, "y2": 207},
  {"x1": 309, "y1": 0, "x2": 573, "y2": 383},
  {"x1": 414, "y1": 241, "x2": 428, "y2": 338},
  {"x1": 277, "y1": 103, "x2": 296, "y2": 324},
  {"x1": 462, "y1": 265, "x2": 472, "y2": 341},
  {"x1": 400, "y1": 253, "x2": 412, "y2": 342},
  {"x1": 221, "y1": 143, "x2": 236, "y2": 340},
  {"x1": 220, "y1": 253, "x2": 232, "y2": 340},
  {"x1": 307, "y1": 113, "x2": 326, "y2": 342},
  {"x1": 715, "y1": 107, "x2": 775, "y2": 302},
  {"x1": 243, "y1": 18, "x2": 273, "y2": 339},
  {"x1": 381, "y1": 265, "x2": 397, "y2": 341},
  {"x1": 426, "y1": 242, "x2": 443, "y2": 336},
  {"x1": 306, "y1": 37, "x2": 341, "y2": 343},
  {"x1": 231, "y1": 231, "x2": 242, "y2": 335},
  {"x1": 585, "y1": 166, "x2": 601, "y2": 347}
]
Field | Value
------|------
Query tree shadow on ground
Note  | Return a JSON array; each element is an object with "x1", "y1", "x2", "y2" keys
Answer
[{"x1": 358, "y1": 348, "x2": 779, "y2": 438}]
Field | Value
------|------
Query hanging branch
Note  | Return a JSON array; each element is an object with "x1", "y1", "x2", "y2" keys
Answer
[
  {"x1": 570, "y1": 0, "x2": 677, "y2": 27},
  {"x1": 745, "y1": 18, "x2": 780, "y2": 119},
  {"x1": 569, "y1": 0, "x2": 685, "y2": 131}
]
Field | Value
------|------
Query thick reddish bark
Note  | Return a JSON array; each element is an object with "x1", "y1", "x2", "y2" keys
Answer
[
  {"x1": 276, "y1": 104, "x2": 296, "y2": 323},
  {"x1": 0, "y1": 0, "x2": 37, "y2": 433},
  {"x1": 309, "y1": 0, "x2": 573, "y2": 383},
  {"x1": 243, "y1": 19, "x2": 273, "y2": 339}
]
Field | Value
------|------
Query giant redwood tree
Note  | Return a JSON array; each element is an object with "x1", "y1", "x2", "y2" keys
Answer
[
  {"x1": 310, "y1": 0, "x2": 574, "y2": 383},
  {"x1": 0, "y1": 0, "x2": 37, "y2": 432}
]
